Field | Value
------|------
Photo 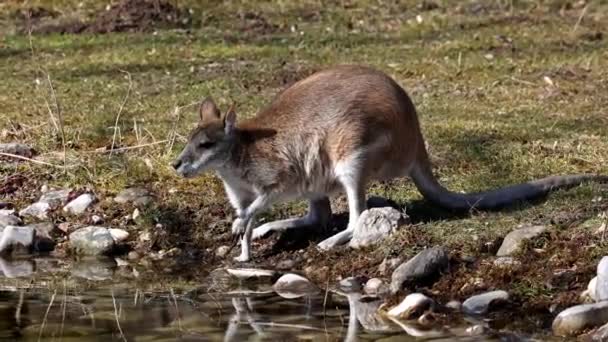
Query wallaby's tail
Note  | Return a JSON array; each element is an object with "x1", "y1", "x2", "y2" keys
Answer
[{"x1": 410, "y1": 148, "x2": 608, "y2": 211}]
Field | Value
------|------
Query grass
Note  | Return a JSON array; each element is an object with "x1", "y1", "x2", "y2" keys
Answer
[{"x1": 1, "y1": 0, "x2": 608, "y2": 335}]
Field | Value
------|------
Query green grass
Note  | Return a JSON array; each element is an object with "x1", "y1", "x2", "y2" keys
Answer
[{"x1": 1, "y1": 0, "x2": 608, "y2": 327}]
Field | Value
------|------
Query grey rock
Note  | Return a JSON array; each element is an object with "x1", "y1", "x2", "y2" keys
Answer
[
  {"x1": 91, "y1": 215, "x2": 104, "y2": 225},
  {"x1": 390, "y1": 247, "x2": 449, "y2": 292},
  {"x1": 273, "y1": 273, "x2": 317, "y2": 299},
  {"x1": 339, "y1": 276, "x2": 367, "y2": 293},
  {"x1": 63, "y1": 193, "x2": 95, "y2": 215},
  {"x1": 0, "y1": 226, "x2": 35, "y2": 254},
  {"x1": 19, "y1": 202, "x2": 51, "y2": 220},
  {"x1": 462, "y1": 290, "x2": 509, "y2": 315},
  {"x1": 350, "y1": 207, "x2": 409, "y2": 248},
  {"x1": 496, "y1": 225, "x2": 547, "y2": 257},
  {"x1": 552, "y1": 302, "x2": 608, "y2": 337},
  {"x1": 69, "y1": 226, "x2": 115, "y2": 256},
  {"x1": 387, "y1": 293, "x2": 434, "y2": 319},
  {"x1": 215, "y1": 245, "x2": 230, "y2": 257},
  {"x1": 39, "y1": 189, "x2": 72, "y2": 208},
  {"x1": 378, "y1": 257, "x2": 403, "y2": 276},
  {"x1": 596, "y1": 256, "x2": 608, "y2": 301},
  {"x1": 364, "y1": 278, "x2": 389, "y2": 296},
  {"x1": 0, "y1": 209, "x2": 15, "y2": 216},
  {"x1": 71, "y1": 258, "x2": 116, "y2": 281},
  {"x1": 0, "y1": 143, "x2": 35, "y2": 158},
  {"x1": 445, "y1": 300, "x2": 462, "y2": 311},
  {"x1": 114, "y1": 187, "x2": 153, "y2": 206},
  {"x1": 0, "y1": 258, "x2": 34, "y2": 278},
  {"x1": 0, "y1": 213, "x2": 21, "y2": 228}
]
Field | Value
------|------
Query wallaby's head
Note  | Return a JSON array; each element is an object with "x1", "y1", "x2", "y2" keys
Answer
[{"x1": 172, "y1": 98, "x2": 237, "y2": 178}]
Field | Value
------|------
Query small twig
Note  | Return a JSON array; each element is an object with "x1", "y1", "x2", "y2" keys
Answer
[
  {"x1": 111, "y1": 289, "x2": 127, "y2": 342},
  {"x1": 38, "y1": 290, "x2": 57, "y2": 341},
  {"x1": 91, "y1": 140, "x2": 169, "y2": 154},
  {"x1": 571, "y1": 4, "x2": 589, "y2": 34},
  {"x1": 110, "y1": 71, "x2": 133, "y2": 155},
  {"x1": 0, "y1": 152, "x2": 64, "y2": 168}
]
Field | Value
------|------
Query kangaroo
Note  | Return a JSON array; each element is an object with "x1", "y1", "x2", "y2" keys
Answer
[{"x1": 172, "y1": 65, "x2": 607, "y2": 262}]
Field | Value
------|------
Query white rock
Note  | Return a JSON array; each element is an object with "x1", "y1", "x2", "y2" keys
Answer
[
  {"x1": 132, "y1": 208, "x2": 141, "y2": 220},
  {"x1": 387, "y1": 293, "x2": 434, "y2": 319},
  {"x1": 63, "y1": 193, "x2": 95, "y2": 215},
  {"x1": 108, "y1": 228, "x2": 129, "y2": 243},
  {"x1": 349, "y1": 207, "x2": 409, "y2": 248},
  {"x1": 91, "y1": 215, "x2": 104, "y2": 225},
  {"x1": 0, "y1": 226, "x2": 35, "y2": 254},
  {"x1": 272, "y1": 273, "x2": 317, "y2": 299},
  {"x1": 496, "y1": 225, "x2": 547, "y2": 257},
  {"x1": 215, "y1": 245, "x2": 230, "y2": 257},
  {"x1": 364, "y1": 278, "x2": 388, "y2": 296},
  {"x1": 552, "y1": 302, "x2": 608, "y2": 337},
  {"x1": 462, "y1": 290, "x2": 509, "y2": 315},
  {"x1": 226, "y1": 268, "x2": 277, "y2": 279},
  {"x1": 19, "y1": 202, "x2": 51, "y2": 220},
  {"x1": 582, "y1": 276, "x2": 597, "y2": 301},
  {"x1": 0, "y1": 209, "x2": 15, "y2": 216},
  {"x1": 596, "y1": 256, "x2": 608, "y2": 301}
]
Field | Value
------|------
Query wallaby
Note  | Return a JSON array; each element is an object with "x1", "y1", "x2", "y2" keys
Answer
[{"x1": 172, "y1": 65, "x2": 607, "y2": 262}]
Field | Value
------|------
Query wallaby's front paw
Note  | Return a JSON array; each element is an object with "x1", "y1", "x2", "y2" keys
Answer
[
  {"x1": 252, "y1": 225, "x2": 271, "y2": 240},
  {"x1": 232, "y1": 218, "x2": 246, "y2": 235}
]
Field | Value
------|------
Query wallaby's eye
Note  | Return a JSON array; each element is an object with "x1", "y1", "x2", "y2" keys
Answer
[{"x1": 198, "y1": 141, "x2": 215, "y2": 149}]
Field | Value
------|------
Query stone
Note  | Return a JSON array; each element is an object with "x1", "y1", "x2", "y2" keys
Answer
[
  {"x1": 39, "y1": 189, "x2": 72, "y2": 208},
  {"x1": 445, "y1": 300, "x2": 462, "y2": 311},
  {"x1": 215, "y1": 245, "x2": 230, "y2": 257},
  {"x1": 0, "y1": 213, "x2": 21, "y2": 228},
  {"x1": 387, "y1": 293, "x2": 434, "y2": 319},
  {"x1": 465, "y1": 324, "x2": 488, "y2": 336},
  {"x1": 364, "y1": 278, "x2": 389, "y2": 296},
  {"x1": 496, "y1": 225, "x2": 547, "y2": 257},
  {"x1": 114, "y1": 187, "x2": 153, "y2": 206},
  {"x1": 127, "y1": 251, "x2": 140, "y2": 260},
  {"x1": 19, "y1": 202, "x2": 51, "y2": 220},
  {"x1": 339, "y1": 276, "x2": 368, "y2": 293},
  {"x1": 0, "y1": 226, "x2": 35, "y2": 254},
  {"x1": 552, "y1": 302, "x2": 608, "y2": 337},
  {"x1": 91, "y1": 215, "x2": 104, "y2": 225},
  {"x1": 390, "y1": 247, "x2": 449, "y2": 292},
  {"x1": 462, "y1": 290, "x2": 509, "y2": 315},
  {"x1": 349, "y1": 207, "x2": 409, "y2": 248},
  {"x1": 273, "y1": 273, "x2": 317, "y2": 298},
  {"x1": 378, "y1": 257, "x2": 402, "y2": 276},
  {"x1": 582, "y1": 276, "x2": 598, "y2": 302},
  {"x1": 226, "y1": 268, "x2": 277, "y2": 279},
  {"x1": 0, "y1": 258, "x2": 34, "y2": 278},
  {"x1": 63, "y1": 193, "x2": 95, "y2": 215},
  {"x1": 596, "y1": 256, "x2": 608, "y2": 301},
  {"x1": 108, "y1": 228, "x2": 129, "y2": 243},
  {"x1": 69, "y1": 226, "x2": 115, "y2": 256},
  {"x1": 0, "y1": 209, "x2": 15, "y2": 216},
  {"x1": 0, "y1": 143, "x2": 35, "y2": 158}
]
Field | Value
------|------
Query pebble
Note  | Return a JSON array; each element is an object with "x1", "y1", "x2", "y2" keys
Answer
[
  {"x1": 114, "y1": 187, "x2": 153, "y2": 206},
  {"x1": 390, "y1": 247, "x2": 449, "y2": 292},
  {"x1": 108, "y1": 228, "x2": 129, "y2": 243},
  {"x1": 496, "y1": 225, "x2": 547, "y2": 257},
  {"x1": 215, "y1": 245, "x2": 230, "y2": 257},
  {"x1": 69, "y1": 226, "x2": 115, "y2": 256},
  {"x1": 387, "y1": 293, "x2": 434, "y2": 319},
  {"x1": 552, "y1": 302, "x2": 608, "y2": 337},
  {"x1": 63, "y1": 193, "x2": 95, "y2": 215},
  {"x1": 91, "y1": 215, "x2": 104, "y2": 225},
  {"x1": 462, "y1": 290, "x2": 509, "y2": 315},
  {"x1": 19, "y1": 202, "x2": 51, "y2": 220},
  {"x1": 349, "y1": 207, "x2": 409, "y2": 248},
  {"x1": 364, "y1": 278, "x2": 388, "y2": 296},
  {"x1": 272, "y1": 273, "x2": 317, "y2": 299},
  {"x1": 378, "y1": 257, "x2": 402, "y2": 275}
]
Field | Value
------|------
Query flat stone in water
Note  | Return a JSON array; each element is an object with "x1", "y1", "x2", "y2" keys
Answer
[
  {"x1": 226, "y1": 268, "x2": 277, "y2": 279},
  {"x1": 69, "y1": 226, "x2": 115, "y2": 256},
  {"x1": 63, "y1": 193, "x2": 95, "y2": 215},
  {"x1": 390, "y1": 247, "x2": 449, "y2": 292},
  {"x1": 349, "y1": 207, "x2": 408, "y2": 249},
  {"x1": 0, "y1": 258, "x2": 34, "y2": 278},
  {"x1": 387, "y1": 293, "x2": 434, "y2": 319},
  {"x1": 596, "y1": 256, "x2": 608, "y2": 301},
  {"x1": 552, "y1": 302, "x2": 608, "y2": 337},
  {"x1": 462, "y1": 290, "x2": 509, "y2": 315},
  {"x1": 0, "y1": 213, "x2": 21, "y2": 228},
  {"x1": 273, "y1": 273, "x2": 317, "y2": 298},
  {"x1": 71, "y1": 258, "x2": 116, "y2": 281},
  {"x1": 496, "y1": 225, "x2": 547, "y2": 257},
  {"x1": 19, "y1": 202, "x2": 51, "y2": 220}
]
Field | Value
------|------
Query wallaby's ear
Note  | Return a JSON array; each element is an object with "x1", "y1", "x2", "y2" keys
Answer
[
  {"x1": 224, "y1": 104, "x2": 237, "y2": 135},
  {"x1": 199, "y1": 97, "x2": 221, "y2": 123}
]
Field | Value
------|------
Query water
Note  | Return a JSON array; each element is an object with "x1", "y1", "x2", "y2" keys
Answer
[{"x1": 0, "y1": 256, "x2": 529, "y2": 341}]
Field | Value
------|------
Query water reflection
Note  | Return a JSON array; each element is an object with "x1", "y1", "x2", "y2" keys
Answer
[{"x1": 0, "y1": 257, "x2": 519, "y2": 341}]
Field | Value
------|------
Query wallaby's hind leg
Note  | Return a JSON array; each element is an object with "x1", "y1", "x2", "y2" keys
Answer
[
  {"x1": 252, "y1": 197, "x2": 331, "y2": 240},
  {"x1": 317, "y1": 171, "x2": 366, "y2": 250}
]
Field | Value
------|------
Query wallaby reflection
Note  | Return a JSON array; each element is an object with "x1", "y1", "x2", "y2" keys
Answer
[{"x1": 224, "y1": 297, "x2": 263, "y2": 342}]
